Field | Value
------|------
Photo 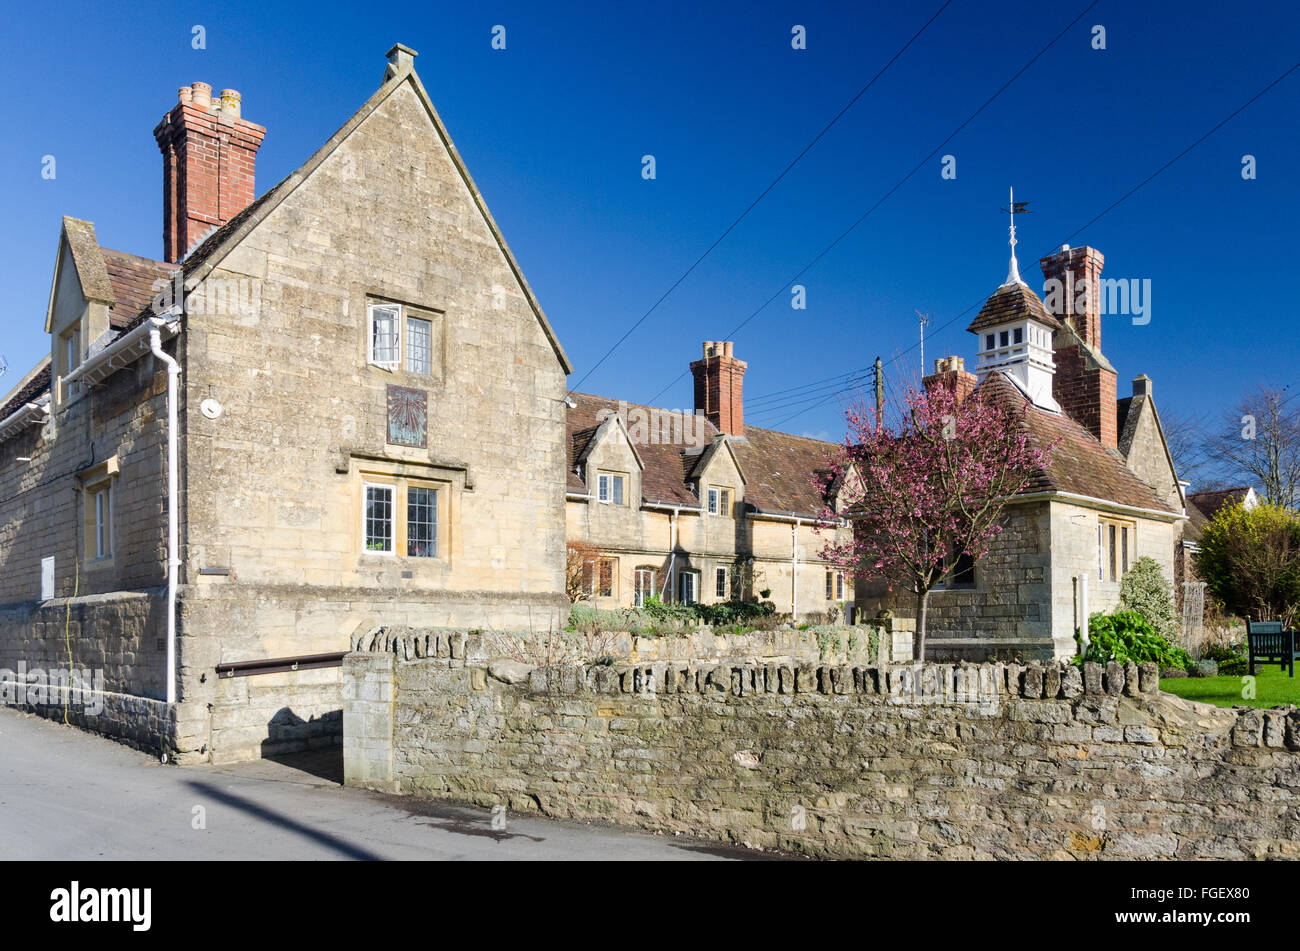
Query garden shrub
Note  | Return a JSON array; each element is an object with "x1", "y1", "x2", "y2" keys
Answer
[
  {"x1": 1118, "y1": 556, "x2": 1180, "y2": 643},
  {"x1": 1202, "y1": 641, "x2": 1247, "y2": 676},
  {"x1": 566, "y1": 596, "x2": 776, "y2": 636},
  {"x1": 1077, "y1": 610, "x2": 1192, "y2": 670},
  {"x1": 693, "y1": 599, "x2": 776, "y2": 626},
  {"x1": 1191, "y1": 659, "x2": 1219, "y2": 678},
  {"x1": 1195, "y1": 502, "x2": 1300, "y2": 625}
]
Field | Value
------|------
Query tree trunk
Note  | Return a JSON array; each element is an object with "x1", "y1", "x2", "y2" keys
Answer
[{"x1": 913, "y1": 588, "x2": 930, "y2": 661}]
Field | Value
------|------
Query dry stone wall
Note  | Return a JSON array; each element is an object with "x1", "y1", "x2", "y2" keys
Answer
[{"x1": 345, "y1": 644, "x2": 1300, "y2": 859}]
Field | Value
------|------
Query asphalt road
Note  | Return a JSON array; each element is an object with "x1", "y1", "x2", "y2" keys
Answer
[{"x1": 0, "y1": 708, "x2": 752, "y2": 861}]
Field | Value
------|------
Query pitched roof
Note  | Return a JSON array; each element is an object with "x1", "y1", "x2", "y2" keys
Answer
[
  {"x1": 1184, "y1": 497, "x2": 1211, "y2": 541},
  {"x1": 1187, "y1": 487, "x2": 1253, "y2": 520},
  {"x1": 60, "y1": 217, "x2": 115, "y2": 304},
  {"x1": 102, "y1": 249, "x2": 180, "y2": 330},
  {"x1": 0, "y1": 363, "x2": 52, "y2": 422},
  {"x1": 123, "y1": 64, "x2": 573, "y2": 375},
  {"x1": 1116, "y1": 395, "x2": 1135, "y2": 446},
  {"x1": 967, "y1": 282, "x2": 1062, "y2": 335},
  {"x1": 112, "y1": 179, "x2": 289, "y2": 336},
  {"x1": 730, "y1": 427, "x2": 837, "y2": 517},
  {"x1": 566, "y1": 392, "x2": 838, "y2": 517},
  {"x1": 978, "y1": 372, "x2": 1175, "y2": 514}
]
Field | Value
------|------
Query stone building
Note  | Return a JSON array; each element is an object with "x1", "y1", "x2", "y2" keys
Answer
[
  {"x1": 856, "y1": 242, "x2": 1186, "y2": 660},
  {"x1": 566, "y1": 341, "x2": 855, "y2": 620},
  {"x1": 0, "y1": 45, "x2": 571, "y2": 761}
]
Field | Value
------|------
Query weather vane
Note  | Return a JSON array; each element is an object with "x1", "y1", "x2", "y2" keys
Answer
[{"x1": 1001, "y1": 187, "x2": 1031, "y2": 286}]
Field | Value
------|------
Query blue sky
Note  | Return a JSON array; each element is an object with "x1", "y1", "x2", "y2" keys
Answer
[{"x1": 1, "y1": 0, "x2": 1296, "y2": 459}]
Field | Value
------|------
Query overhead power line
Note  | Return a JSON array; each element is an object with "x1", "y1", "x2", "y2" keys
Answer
[
  {"x1": 757, "y1": 59, "x2": 1300, "y2": 429},
  {"x1": 645, "y1": 0, "x2": 1103, "y2": 407},
  {"x1": 569, "y1": 0, "x2": 955, "y2": 392}
]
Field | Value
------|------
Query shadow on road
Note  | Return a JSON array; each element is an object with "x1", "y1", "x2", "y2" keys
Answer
[
  {"x1": 185, "y1": 780, "x2": 384, "y2": 860},
  {"x1": 260, "y1": 747, "x2": 344, "y2": 784}
]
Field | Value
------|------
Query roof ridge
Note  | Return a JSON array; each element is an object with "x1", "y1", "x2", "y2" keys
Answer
[{"x1": 100, "y1": 246, "x2": 179, "y2": 268}]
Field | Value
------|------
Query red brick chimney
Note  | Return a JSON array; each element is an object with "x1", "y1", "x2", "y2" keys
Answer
[
  {"x1": 154, "y1": 82, "x2": 266, "y2": 264},
  {"x1": 691, "y1": 341, "x2": 747, "y2": 437},
  {"x1": 1039, "y1": 245, "x2": 1104, "y2": 348},
  {"x1": 1040, "y1": 245, "x2": 1118, "y2": 449},
  {"x1": 923, "y1": 356, "x2": 977, "y2": 402}
]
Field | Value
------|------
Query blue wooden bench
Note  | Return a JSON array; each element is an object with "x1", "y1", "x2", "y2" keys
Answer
[{"x1": 1246, "y1": 620, "x2": 1298, "y2": 678}]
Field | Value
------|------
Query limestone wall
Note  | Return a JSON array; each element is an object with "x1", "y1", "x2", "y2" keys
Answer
[
  {"x1": 856, "y1": 500, "x2": 1054, "y2": 660},
  {"x1": 0, "y1": 353, "x2": 171, "y2": 606},
  {"x1": 345, "y1": 646, "x2": 1300, "y2": 860},
  {"x1": 179, "y1": 80, "x2": 569, "y2": 633}
]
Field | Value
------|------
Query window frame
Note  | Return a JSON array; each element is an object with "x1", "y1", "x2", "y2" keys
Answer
[
  {"x1": 362, "y1": 481, "x2": 396, "y2": 555},
  {"x1": 678, "y1": 569, "x2": 699, "y2": 606},
  {"x1": 715, "y1": 566, "x2": 728, "y2": 599},
  {"x1": 62, "y1": 323, "x2": 81, "y2": 400},
  {"x1": 77, "y1": 458, "x2": 119, "y2": 569},
  {"x1": 1098, "y1": 516, "x2": 1136, "y2": 582},
  {"x1": 406, "y1": 483, "x2": 438, "y2": 558},
  {"x1": 933, "y1": 548, "x2": 976, "y2": 590},
  {"x1": 404, "y1": 314, "x2": 433, "y2": 376},
  {"x1": 93, "y1": 486, "x2": 111, "y2": 560},
  {"x1": 634, "y1": 567, "x2": 656, "y2": 607},
  {"x1": 596, "y1": 471, "x2": 626, "y2": 506},
  {"x1": 367, "y1": 303, "x2": 402, "y2": 369},
  {"x1": 707, "y1": 486, "x2": 731, "y2": 517},
  {"x1": 597, "y1": 557, "x2": 616, "y2": 598},
  {"x1": 583, "y1": 556, "x2": 617, "y2": 598}
]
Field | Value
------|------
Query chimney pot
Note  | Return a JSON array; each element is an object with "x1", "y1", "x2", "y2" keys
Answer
[
  {"x1": 1133, "y1": 374, "x2": 1151, "y2": 397},
  {"x1": 219, "y1": 89, "x2": 241, "y2": 118},
  {"x1": 190, "y1": 81, "x2": 212, "y2": 109},
  {"x1": 177, "y1": 86, "x2": 192, "y2": 105},
  {"x1": 924, "y1": 355, "x2": 977, "y2": 403}
]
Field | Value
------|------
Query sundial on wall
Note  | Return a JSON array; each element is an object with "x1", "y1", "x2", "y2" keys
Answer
[{"x1": 386, "y1": 384, "x2": 427, "y2": 448}]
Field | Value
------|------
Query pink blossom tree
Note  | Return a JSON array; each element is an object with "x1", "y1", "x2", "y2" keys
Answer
[{"x1": 816, "y1": 381, "x2": 1054, "y2": 661}]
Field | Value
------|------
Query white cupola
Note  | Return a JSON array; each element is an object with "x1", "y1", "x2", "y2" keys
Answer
[{"x1": 965, "y1": 187, "x2": 1062, "y2": 411}]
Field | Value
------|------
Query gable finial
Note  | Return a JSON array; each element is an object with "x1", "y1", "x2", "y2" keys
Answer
[{"x1": 1001, "y1": 187, "x2": 1032, "y2": 287}]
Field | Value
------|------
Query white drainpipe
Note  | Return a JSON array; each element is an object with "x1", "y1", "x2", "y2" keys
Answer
[{"x1": 148, "y1": 317, "x2": 181, "y2": 704}]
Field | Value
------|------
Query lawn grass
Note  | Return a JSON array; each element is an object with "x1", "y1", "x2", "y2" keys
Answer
[{"x1": 1159, "y1": 662, "x2": 1300, "y2": 709}]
